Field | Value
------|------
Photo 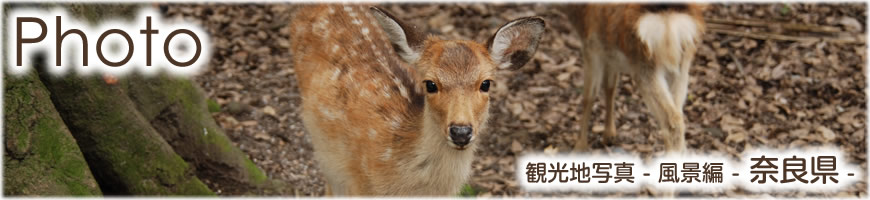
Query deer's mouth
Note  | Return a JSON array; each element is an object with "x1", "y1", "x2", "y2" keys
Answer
[{"x1": 446, "y1": 135, "x2": 474, "y2": 151}]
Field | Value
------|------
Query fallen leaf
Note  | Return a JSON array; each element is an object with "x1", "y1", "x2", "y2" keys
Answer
[
  {"x1": 543, "y1": 145, "x2": 558, "y2": 155},
  {"x1": 816, "y1": 126, "x2": 836, "y2": 142},
  {"x1": 592, "y1": 125, "x2": 605, "y2": 133},
  {"x1": 254, "y1": 132, "x2": 270, "y2": 140},
  {"x1": 263, "y1": 106, "x2": 278, "y2": 117},
  {"x1": 725, "y1": 131, "x2": 747, "y2": 143},
  {"x1": 839, "y1": 17, "x2": 862, "y2": 32},
  {"x1": 510, "y1": 140, "x2": 523, "y2": 153},
  {"x1": 241, "y1": 120, "x2": 258, "y2": 127}
]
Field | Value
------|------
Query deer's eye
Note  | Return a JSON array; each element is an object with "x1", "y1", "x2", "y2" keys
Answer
[
  {"x1": 480, "y1": 80, "x2": 492, "y2": 92},
  {"x1": 424, "y1": 80, "x2": 438, "y2": 93}
]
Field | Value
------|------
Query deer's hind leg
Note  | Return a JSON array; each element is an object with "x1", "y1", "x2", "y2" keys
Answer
[
  {"x1": 601, "y1": 68, "x2": 621, "y2": 145},
  {"x1": 637, "y1": 68, "x2": 686, "y2": 152},
  {"x1": 574, "y1": 50, "x2": 605, "y2": 152}
]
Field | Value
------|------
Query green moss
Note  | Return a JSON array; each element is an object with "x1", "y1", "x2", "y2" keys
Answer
[
  {"x1": 458, "y1": 184, "x2": 478, "y2": 197},
  {"x1": 779, "y1": 6, "x2": 791, "y2": 16},
  {"x1": 201, "y1": 127, "x2": 235, "y2": 155},
  {"x1": 207, "y1": 99, "x2": 221, "y2": 113},
  {"x1": 174, "y1": 179, "x2": 213, "y2": 196},
  {"x1": 3, "y1": 73, "x2": 102, "y2": 196},
  {"x1": 243, "y1": 158, "x2": 269, "y2": 184}
]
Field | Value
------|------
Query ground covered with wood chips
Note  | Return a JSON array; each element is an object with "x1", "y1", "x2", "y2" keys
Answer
[{"x1": 165, "y1": 3, "x2": 866, "y2": 197}]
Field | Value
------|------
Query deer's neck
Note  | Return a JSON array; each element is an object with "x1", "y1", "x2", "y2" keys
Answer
[{"x1": 393, "y1": 107, "x2": 475, "y2": 194}]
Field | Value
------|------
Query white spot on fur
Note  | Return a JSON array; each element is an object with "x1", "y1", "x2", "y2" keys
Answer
[
  {"x1": 380, "y1": 148, "x2": 392, "y2": 161},
  {"x1": 328, "y1": 7, "x2": 335, "y2": 14},
  {"x1": 389, "y1": 116, "x2": 401, "y2": 130},
  {"x1": 378, "y1": 57, "x2": 388, "y2": 68},
  {"x1": 383, "y1": 63, "x2": 393, "y2": 74},
  {"x1": 399, "y1": 86, "x2": 410, "y2": 102},
  {"x1": 392, "y1": 77, "x2": 410, "y2": 101},
  {"x1": 381, "y1": 85, "x2": 392, "y2": 98},
  {"x1": 319, "y1": 106, "x2": 344, "y2": 120},
  {"x1": 313, "y1": 20, "x2": 331, "y2": 38},
  {"x1": 343, "y1": 6, "x2": 352, "y2": 12},
  {"x1": 330, "y1": 68, "x2": 341, "y2": 81},
  {"x1": 368, "y1": 128, "x2": 377, "y2": 140},
  {"x1": 332, "y1": 44, "x2": 340, "y2": 53},
  {"x1": 361, "y1": 27, "x2": 370, "y2": 35},
  {"x1": 636, "y1": 13, "x2": 700, "y2": 69},
  {"x1": 295, "y1": 25, "x2": 305, "y2": 35},
  {"x1": 352, "y1": 19, "x2": 363, "y2": 25}
]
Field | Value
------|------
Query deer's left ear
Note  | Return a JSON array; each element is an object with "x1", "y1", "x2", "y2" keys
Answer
[{"x1": 486, "y1": 17, "x2": 546, "y2": 70}]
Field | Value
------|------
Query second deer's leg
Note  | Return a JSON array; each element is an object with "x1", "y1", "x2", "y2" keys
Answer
[
  {"x1": 574, "y1": 54, "x2": 604, "y2": 151},
  {"x1": 601, "y1": 69, "x2": 621, "y2": 145},
  {"x1": 637, "y1": 69, "x2": 686, "y2": 152},
  {"x1": 668, "y1": 52, "x2": 694, "y2": 110},
  {"x1": 665, "y1": 53, "x2": 694, "y2": 151}
]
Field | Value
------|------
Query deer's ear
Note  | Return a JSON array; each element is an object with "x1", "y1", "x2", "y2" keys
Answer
[
  {"x1": 370, "y1": 6, "x2": 426, "y2": 64},
  {"x1": 486, "y1": 17, "x2": 546, "y2": 70}
]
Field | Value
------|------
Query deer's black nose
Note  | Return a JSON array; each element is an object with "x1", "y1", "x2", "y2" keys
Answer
[{"x1": 449, "y1": 125, "x2": 473, "y2": 147}]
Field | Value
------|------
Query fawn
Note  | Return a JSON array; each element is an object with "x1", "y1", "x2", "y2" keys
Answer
[
  {"x1": 290, "y1": 5, "x2": 544, "y2": 196},
  {"x1": 560, "y1": 4, "x2": 706, "y2": 152}
]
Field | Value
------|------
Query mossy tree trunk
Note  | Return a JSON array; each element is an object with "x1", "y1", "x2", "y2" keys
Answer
[
  {"x1": 3, "y1": 3, "x2": 282, "y2": 196},
  {"x1": 3, "y1": 72, "x2": 102, "y2": 196},
  {"x1": 37, "y1": 70, "x2": 215, "y2": 195},
  {"x1": 124, "y1": 75, "x2": 285, "y2": 195}
]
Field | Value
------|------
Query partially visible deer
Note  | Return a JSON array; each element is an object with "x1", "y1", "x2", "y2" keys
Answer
[
  {"x1": 290, "y1": 4, "x2": 544, "y2": 196},
  {"x1": 560, "y1": 4, "x2": 706, "y2": 152}
]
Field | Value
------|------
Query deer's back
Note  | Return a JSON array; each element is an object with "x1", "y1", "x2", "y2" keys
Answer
[
  {"x1": 291, "y1": 4, "x2": 423, "y2": 140},
  {"x1": 562, "y1": 4, "x2": 705, "y2": 68},
  {"x1": 289, "y1": 4, "x2": 425, "y2": 194}
]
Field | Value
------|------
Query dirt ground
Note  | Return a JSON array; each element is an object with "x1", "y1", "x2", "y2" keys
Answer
[{"x1": 164, "y1": 3, "x2": 867, "y2": 197}]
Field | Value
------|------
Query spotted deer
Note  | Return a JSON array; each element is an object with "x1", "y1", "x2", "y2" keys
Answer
[
  {"x1": 560, "y1": 4, "x2": 706, "y2": 152},
  {"x1": 290, "y1": 5, "x2": 544, "y2": 196}
]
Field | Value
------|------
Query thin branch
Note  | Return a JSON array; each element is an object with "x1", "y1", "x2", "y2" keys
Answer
[
  {"x1": 705, "y1": 18, "x2": 842, "y2": 34},
  {"x1": 708, "y1": 28, "x2": 864, "y2": 44}
]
